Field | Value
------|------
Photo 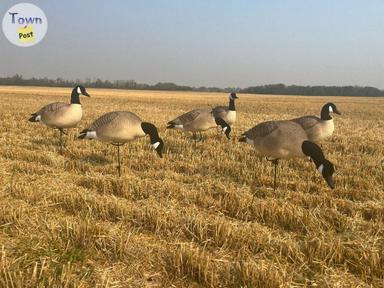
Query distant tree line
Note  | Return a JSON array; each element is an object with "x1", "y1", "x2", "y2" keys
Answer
[
  {"x1": 241, "y1": 84, "x2": 384, "y2": 97},
  {"x1": 0, "y1": 74, "x2": 383, "y2": 96}
]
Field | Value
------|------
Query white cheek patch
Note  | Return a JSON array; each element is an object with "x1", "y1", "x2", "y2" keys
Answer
[
  {"x1": 77, "y1": 87, "x2": 81, "y2": 94},
  {"x1": 317, "y1": 164, "x2": 324, "y2": 174},
  {"x1": 35, "y1": 115, "x2": 41, "y2": 121},
  {"x1": 246, "y1": 138, "x2": 254, "y2": 145},
  {"x1": 152, "y1": 142, "x2": 160, "y2": 149},
  {"x1": 329, "y1": 106, "x2": 333, "y2": 113},
  {"x1": 175, "y1": 124, "x2": 183, "y2": 129},
  {"x1": 223, "y1": 127, "x2": 228, "y2": 132}
]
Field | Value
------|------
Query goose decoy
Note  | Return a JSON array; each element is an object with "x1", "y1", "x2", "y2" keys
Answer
[
  {"x1": 239, "y1": 120, "x2": 335, "y2": 190},
  {"x1": 78, "y1": 111, "x2": 164, "y2": 176},
  {"x1": 291, "y1": 102, "x2": 341, "y2": 142},
  {"x1": 211, "y1": 92, "x2": 238, "y2": 126},
  {"x1": 29, "y1": 85, "x2": 90, "y2": 151},
  {"x1": 166, "y1": 109, "x2": 231, "y2": 141}
]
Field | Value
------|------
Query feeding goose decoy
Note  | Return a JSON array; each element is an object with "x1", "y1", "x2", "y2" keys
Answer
[
  {"x1": 78, "y1": 111, "x2": 164, "y2": 176},
  {"x1": 211, "y1": 92, "x2": 238, "y2": 126},
  {"x1": 239, "y1": 120, "x2": 335, "y2": 190},
  {"x1": 166, "y1": 109, "x2": 231, "y2": 141},
  {"x1": 291, "y1": 102, "x2": 341, "y2": 142},
  {"x1": 29, "y1": 85, "x2": 90, "y2": 152}
]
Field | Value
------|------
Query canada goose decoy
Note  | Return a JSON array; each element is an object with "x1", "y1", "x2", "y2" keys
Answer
[
  {"x1": 239, "y1": 120, "x2": 335, "y2": 190},
  {"x1": 291, "y1": 102, "x2": 341, "y2": 142},
  {"x1": 211, "y1": 92, "x2": 238, "y2": 126},
  {"x1": 78, "y1": 111, "x2": 164, "y2": 176},
  {"x1": 166, "y1": 109, "x2": 231, "y2": 141},
  {"x1": 29, "y1": 85, "x2": 90, "y2": 152}
]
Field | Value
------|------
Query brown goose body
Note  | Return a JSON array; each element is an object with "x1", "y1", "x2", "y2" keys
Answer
[
  {"x1": 290, "y1": 103, "x2": 341, "y2": 142},
  {"x1": 29, "y1": 85, "x2": 90, "y2": 130},
  {"x1": 211, "y1": 106, "x2": 236, "y2": 125},
  {"x1": 240, "y1": 120, "x2": 336, "y2": 189},
  {"x1": 211, "y1": 92, "x2": 238, "y2": 125},
  {"x1": 291, "y1": 116, "x2": 334, "y2": 142},
  {"x1": 168, "y1": 109, "x2": 217, "y2": 132},
  {"x1": 38, "y1": 103, "x2": 83, "y2": 128},
  {"x1": 242, "y1": 120, "x2": 308, "y2": 159},
  {"x1": 79, "y1": 111, "x2": 164, "y2": 175},
  {"x1": 84, "y1": 111, "x2": 146, "y2": 143}
]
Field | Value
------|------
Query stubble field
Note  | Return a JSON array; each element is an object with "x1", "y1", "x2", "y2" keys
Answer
[{"x1": 0, "y1": 86, "x2": 383, "y2": 287}]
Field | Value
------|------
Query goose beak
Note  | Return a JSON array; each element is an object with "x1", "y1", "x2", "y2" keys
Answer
[
  {"x1": 83, "y1": 91, "x2": 90, "y2": 97},
  {"x1": 324, "y1": 175, "x2": 335, "y2": 189},
  {"x1": 334, "y1": 108, "x2": 341, "y2": 115}
]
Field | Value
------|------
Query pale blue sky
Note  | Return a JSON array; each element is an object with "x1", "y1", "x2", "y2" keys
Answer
[{"x1": 1, "y1": 0, "x2": 383, "y2": 88}]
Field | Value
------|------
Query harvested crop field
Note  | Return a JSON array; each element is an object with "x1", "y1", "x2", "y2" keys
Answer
[{"x1": 0, "y1": 86, "x2": 383, "y2": 287}]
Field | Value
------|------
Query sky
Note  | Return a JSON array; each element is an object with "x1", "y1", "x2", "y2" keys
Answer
[{"x1": 1, "y1": 0, "x2": 384, "y2": 88}]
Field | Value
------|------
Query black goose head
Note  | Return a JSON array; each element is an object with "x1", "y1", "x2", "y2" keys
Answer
[
  {"x1": 141, "y1": 122, "x2": 164, "y2": 158},
  {"x1": 302, "y1": 140, "x2": 336, "y2": 189},
  {"x1": 71, "y1": 85, "x2": 90, "y2": 104},
  {"x1": 317, "y1": 159, "x2": 335, "y2": 189},
  {"x1": 153, "y1": 138, "x2": 164, "y2": 158},
  {"x1": 320, "y1": 102, "x2": 341, "y2": 120},
  {"x1": 228, "y1": 93, "x2": 238, "y2": 111},
  {"x1": 229, "y1": 92, "x2": 238, "y2": 100},
  {"x1": 74, "y1": 85, "x2": 90, "y2": 96}
]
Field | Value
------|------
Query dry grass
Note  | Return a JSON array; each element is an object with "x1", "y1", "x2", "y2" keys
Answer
[{"x1": 0, "y1": 86, "x2": 383, "y2": 287}]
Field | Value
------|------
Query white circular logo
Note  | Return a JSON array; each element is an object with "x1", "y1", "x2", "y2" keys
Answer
[{"x1": 2, "y1": 3, "x2": 48, "y2": 47}]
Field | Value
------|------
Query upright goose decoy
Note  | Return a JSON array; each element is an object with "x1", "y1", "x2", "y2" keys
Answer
[
  {"x1": 29, "y1": 85, "x2": 90, "y2": 151},
  {"x1": 239, "y1": 120, "x2": 335, "y2": 190},
  {"x1": 166, "y1": 109, "x2": 231, "y2": 141},
  {"x1": 211, "y1": 92, "x2": 238, "y2": 126},
  {"x1": 78, "y1": 111, "x2": 164, "y2": 176},
  {"x1": 291, "y1": 102, "x2": 341, "y2": 142}
]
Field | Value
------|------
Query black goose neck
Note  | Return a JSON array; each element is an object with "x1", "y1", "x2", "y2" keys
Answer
[
  {"x1": 141, "y1": 122, "x2": 160, "y2": 143},
  {"x1": 228, "y1": 98, "x2": 236, "y2": 111},
  {"x1": 311, "y1": 154, "x2": 323, "y2": 168},
  {"x1": 71, "y1": 89, "x2": 81, "y2": 104},
  {"x1": 302, "y1": 141, "x2": 325, "y2": 168},
  {"x1": 320, "y1": 105, "x2": 331, "y2": 120}
]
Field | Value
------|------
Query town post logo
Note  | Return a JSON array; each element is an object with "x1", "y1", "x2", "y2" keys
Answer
[{"x1": 2, "y1": 3, "x2": 48, "y2": 47}]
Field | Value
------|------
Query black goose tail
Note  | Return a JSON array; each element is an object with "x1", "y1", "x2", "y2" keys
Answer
[
  {"x1": 29, "y1": 113, "x2": 39, "y2": 122},
  {"x1": 238, "y1": 134, "x2": 247, "y2": 142},
  {"x1": 78, "y1": 129, "x2": 89, "y2": 139},
  {"x1": 166, "y1": 122, "x2": 175, "y2": 129}
]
